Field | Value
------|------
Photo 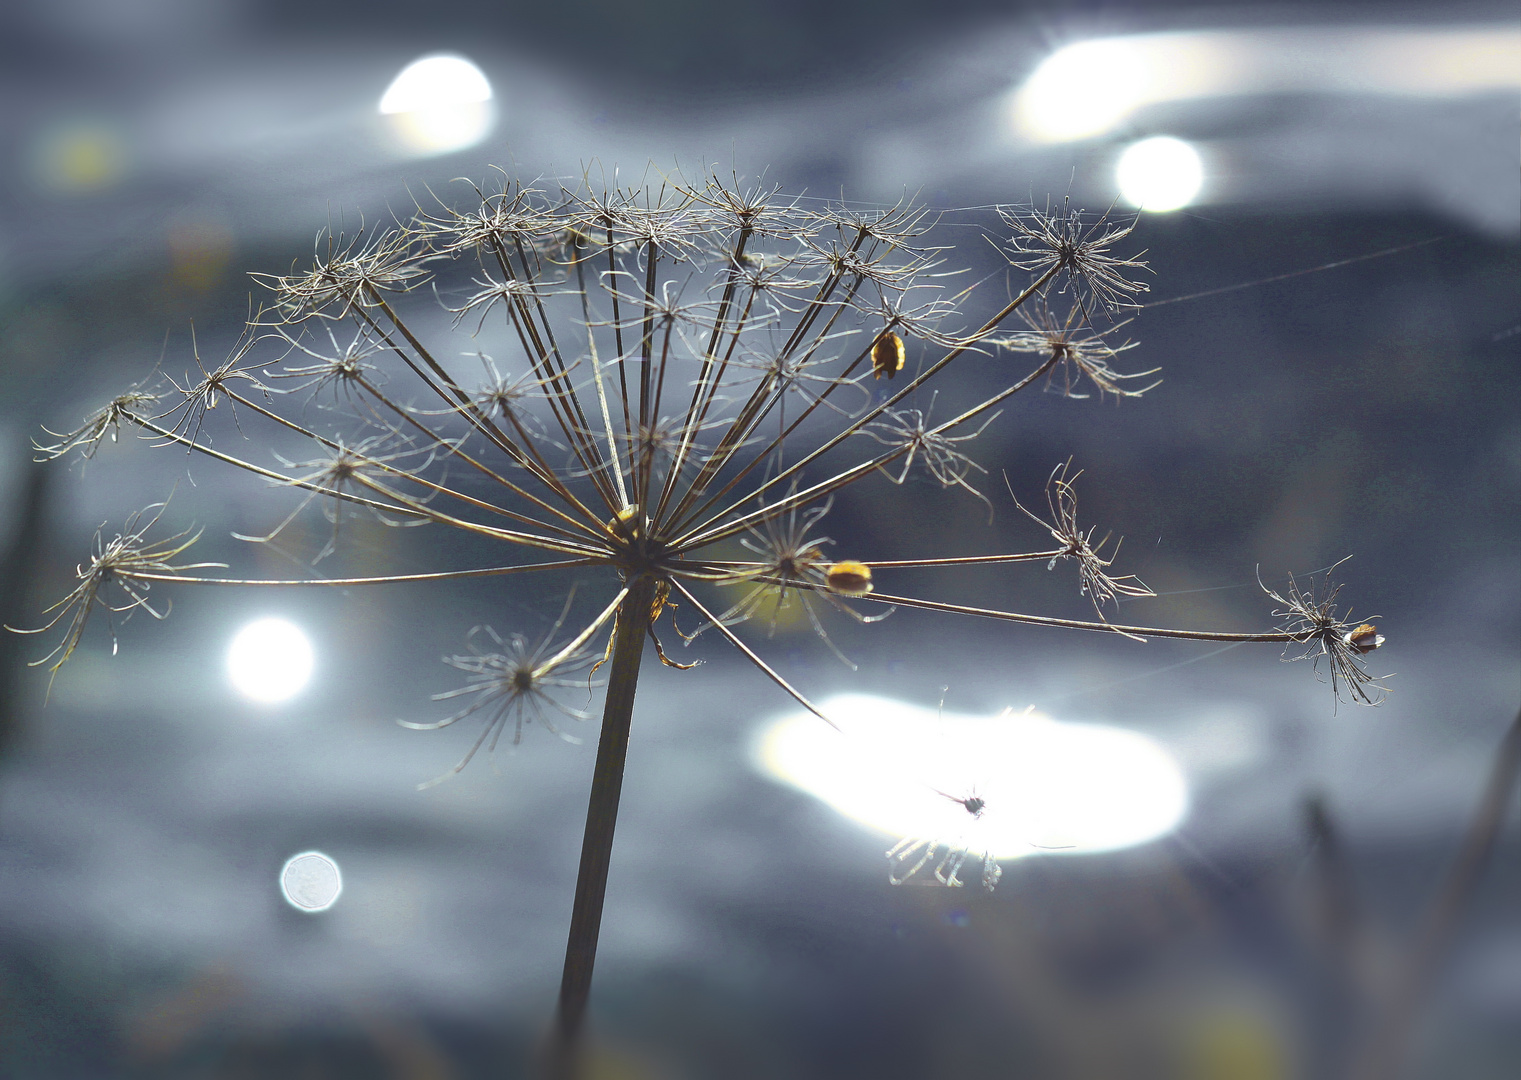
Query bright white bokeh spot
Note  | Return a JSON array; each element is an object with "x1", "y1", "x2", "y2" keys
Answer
[
  {"x1": 1011, "y1": 38, "x2": 1154, "y2": 142},
  {"x1": 280, "y1": 851, "x2": 342, "y2": 912},
  {"x1": 754, "y1": 694, "x2": 1187, "y2": 860},
  {"x1": 1009, "y1": 27, "x2": 1520, "y2": 144},
  {"x1": 226, "y1": 617, "x2": 314, "y2": 703},
  {"x1": 1116, "y1": 136, "x2": 1204, "y2": 212},
  {"x1": 379, "y1": 54, "x2": 495, "y2": 155}
]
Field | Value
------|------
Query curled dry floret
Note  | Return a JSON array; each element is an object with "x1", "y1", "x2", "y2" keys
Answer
[
  {"x1": 1008, "y1": 460, "x2": 1155, "y2": 623},
  {"x1": 34, "y1": 387, "x2": 161, "y2": 462},
  {"x1": 1000, "y1": 199, "x2": 1150, "y2": 318},
  {"x1": 6, "y1": 501, "x2": 225, "y2": 689},
  {"x1": 401, "y1": 591, "x2": 618, "y2": 788}
]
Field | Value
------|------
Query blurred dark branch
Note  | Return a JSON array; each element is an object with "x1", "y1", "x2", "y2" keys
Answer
[
  {"x1": 0, "y1": 460, "x2": 51, "y2": 760},
  {"x1": 1350, "y1": 706, "x2": 1521, "y2": 1080},
  {"x1": 1303, "y1": 795, "x2": 1363, "y2": 960},
  {"x1": 1300, "y1": 794, "x2": 1371, "y2": 1080}
]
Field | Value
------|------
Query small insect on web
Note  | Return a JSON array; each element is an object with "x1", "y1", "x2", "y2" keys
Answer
[
  {"x1": 885, "y1": 689, "x2": 1004, "y2": 891},
  {"x1": 887, "y1": 787, "x2": 1005, "y2": 892}
]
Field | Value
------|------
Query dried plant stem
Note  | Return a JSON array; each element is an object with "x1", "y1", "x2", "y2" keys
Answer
[
  {"x1": 857, "y1": 590, "x2": 1300, "y2": 642},
  {"x1": 1350, "y1": 706, "x2": 1521, "y2": 1080},
  {"x1": 548, "y1": 574, "x2": 657, "y2": 1079},
  {"x1": 119, "y1": 558, "x2": 598, "y2": 588}
]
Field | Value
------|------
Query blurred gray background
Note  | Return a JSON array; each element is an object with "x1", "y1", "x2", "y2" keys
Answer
[{"x1": 0, "y1": 1, "x2": 1517, "y2": 1077}]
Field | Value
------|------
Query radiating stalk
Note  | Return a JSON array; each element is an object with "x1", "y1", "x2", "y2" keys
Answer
[{"x1": 546, "y1": 574, "x2": 656, "y2": 1079}]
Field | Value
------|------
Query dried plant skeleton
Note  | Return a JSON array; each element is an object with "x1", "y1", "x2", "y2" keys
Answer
[{"x1": 20, "y1": 168, "x2": 1389, "y2": 1068}]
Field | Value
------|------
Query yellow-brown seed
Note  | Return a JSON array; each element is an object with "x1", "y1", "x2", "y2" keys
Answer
[
  {"x1": 609, "y1": 504, "x2": 641, "y2": 542},
  {"x1": 1343, "y1": 623, "x2": 1384, "y2": 654},
  {"x1": 825, "y1": 560, "x2": 873, "y2": 596},
  {"x1": 871, "y1": 331, "x2": 905, "y2": 380}
]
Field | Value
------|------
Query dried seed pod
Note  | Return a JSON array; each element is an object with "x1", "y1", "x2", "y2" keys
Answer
[
  {"x1": 1343, "y1": 623, "x2": 1384, "y2": 654},
  {"x1": 825, "y1": 560, "x2": 873, "y2": 596},
  {"x1": 871, "y1": 331, "x2": 905, "y2": 379}
]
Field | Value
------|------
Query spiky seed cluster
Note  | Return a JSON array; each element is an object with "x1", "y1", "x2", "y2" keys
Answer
[
  {"x1": 1260, "y1": 559, "x2": 1390, "y2": 707},
  {"x1": 400, "y1": 593, "x2": 611, "y2": 787},
  {"x1": 861, "y1": 399, "x2": 999, "y2": 521},
  {"x1": 1001, "y1": 197, "x2": 1151, "y2": 317},
  {"x1": 991, "y1": 299, "x2": 1160, "y2": 401},
  {"x1": 683, "y1": 496, "x2": 890, "y2": 670},
  {"x1": 24, "y1": 168, "x2": 1386, "y2": 885},
  {"x1": 6, "y1": 503, "x2": 224, "y2": 689},
  {"x1": 34, "y1": 387, "x2": 161, "y2": 462},
  {"x1": 256, "y1": 225, "x2": 431, "y2": 322},
  {"x1": 1010, "y1": 460, "x2": 1155, "y2": 623}
]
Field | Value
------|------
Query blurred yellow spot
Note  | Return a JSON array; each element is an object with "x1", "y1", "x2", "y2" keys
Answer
[
  {"x1": 742, "y1": 584, "x2": 807, "y2": 631},
  {"x1": 33, "y1": 122, "x2": 126, "y2": 193},
  {"x1": 167, "y1": 215, "x2": 234, "y2": 292},
  {"x1": 1184, "y1": 1009, "x2": 1287, "y2": 1080}
]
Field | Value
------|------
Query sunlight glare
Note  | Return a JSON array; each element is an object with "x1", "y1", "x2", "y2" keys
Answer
[
  {"x1": 753, "y1": 694, "x2": 1187, "y2": 859},
  {"x1": 1117, "y1": 136, "x2": 1204, "y2": 212},
  {"x1": 1011, "y1": 37, "x2": 1161, "y2": 143},
  {"x1": 280, "y1": 851, "x2": 343, "y2": 913},
  {"x1": 379, "y1": 53, "x2": 496, "y2": 156},
  {"x1": 227, "y1": 617, "x2": 314, "y2": 704},
  {"x1": 1009, "y1": 27, "x2": 1521, "y2": 143}
]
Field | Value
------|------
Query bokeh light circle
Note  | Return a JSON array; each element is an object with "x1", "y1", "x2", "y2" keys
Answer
[
  {"x1": 280, "y1": 851, "x2": 342, "y2": 912},
  {"x1": 1116, "y1": 136, "x2": 1204, "y2": 212},
  {"x1": 226, "y1": 617, "x2": 314, "y2": 704},
  {"x1": 379, "y1": 54, "x2": 495, "y2": 155}
]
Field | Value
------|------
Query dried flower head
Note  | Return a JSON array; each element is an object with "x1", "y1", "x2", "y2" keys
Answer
[
  {"x1": 1260, "y1": 558, "x2": 1390, "y2": 707},
  {"x1": 255, "y1": 221, "x2": 432, "y2": 322},
  {"x1": 990, "y1": 298, "x2": 1159, "y2": 400},
  {"x1": 6, "y1": 501, "x2": 223, "y2": 689},
  {"x1": 34, "y1": 385, "x2": 161, "y2": 462},
  {"x1": 686, "y1": 496, "x2": 890, "y2": 669},
  {"x1": 1008, "y1": 460, "x2": 1155, "y2": 623},
  {"x1": 155, "y1": 328, "x2": 273, "y2": 446},
  {"x1": 26, "y1": 168, "x2": 1384, "y2": 721},
  {"x1": 401, "y1": 590, "x2": 619, "y2": 788},
  {"x1": 861, "y1": 396, "x2": 998, "y2": 521},
  {"x1": 1000, "y1": 198, "x2": 1150, "y2": 319},
  {"x1": 25, "y1": 164, "x2": 1389, "y2": 1066}
]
